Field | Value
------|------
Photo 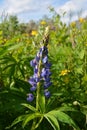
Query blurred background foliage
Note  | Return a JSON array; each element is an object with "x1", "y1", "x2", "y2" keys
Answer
[{"x1": 0, "y1": 9, "x2": 87, "y2": 130}]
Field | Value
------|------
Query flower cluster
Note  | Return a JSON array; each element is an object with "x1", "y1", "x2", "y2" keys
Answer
[
  {"x1": 40, "y1": 20, "x2": 46, "y2": 25},
  {"x1": 79, "y1": 18, "x2": 85, "y2": 23},
  {"x1": 60, "y1": 69, "x2": 70, "y2": 76},
  {"x1": 27, "y1": 43, "x2": 52, "y2": 102},
  {"x1": 31, "y1": 30, "x2": 37, "y2": 36}
]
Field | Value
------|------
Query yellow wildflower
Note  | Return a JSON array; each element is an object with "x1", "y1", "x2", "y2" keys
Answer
[
  {"x1": 70, "y1": 22, "x2": 76, "y2": 27},
  {"x1": 40, "y1": 20, "x2": 46, "y2": 25},
  {"x1": 31, "y1": 30, "x2": 37, "y2": 36},
  {"x1": 60, "y1": 69, "x2": 70, "y2": 76},
  {"x1": 79, "y1": 18, "x2": 85, "y2": 23}
]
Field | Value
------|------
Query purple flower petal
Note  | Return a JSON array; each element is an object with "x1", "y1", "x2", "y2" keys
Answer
[
  {"x1": 28, "y1": 77, "x2": 36, "y2": 86},
  {"x1": 45, "y1": 62, "x2": 52, "y2": 68},
  {"x1": 30, "y1": 86, "x2": 37, "y2": 91},
  {"x1": 41, "y1": 68, "x2": 46, "y2": 77},
  {"x1": 30, "y1": 59, "x2": 37, "y2": 67},
  {"x1": 42, "y1": 56, "x2": 48, "y2": 63},
  {"x1": 34, "y1": 65, "x2": 38, "y2": 74},
  {"x1": 36, "y1": 52, "x2": 40, "y2": 62},
  {"x1": 44, "y1": 82, "x2": 52, "y2": 89},
  {"x1": 44, "y1": 77, "x2": 50, "y2": 82},
  {"x1": 44, "y1": 90, "x2": 51, "y2": 98},
  {"x1": 27, "y1": 93, "x2": 34, "y2": 102}
]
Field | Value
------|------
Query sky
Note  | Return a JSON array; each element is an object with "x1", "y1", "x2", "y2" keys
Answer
[{"x1": 0, "y1": 0, "x2": 87, "y2": 23}]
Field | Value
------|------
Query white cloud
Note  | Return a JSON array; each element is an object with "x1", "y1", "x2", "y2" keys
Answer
[
  {"x1": 56, "y1": 0, "x2": 87, "y2": 23},
  {"x1": 82, "y1": 10, "x2": 87, "y2": 17},
  {"x1": 4, "y1": 0, "x2": 34, "y2": 14},
  {"x1": 1, "y1": 0, "x2": 52, "y2": 15},
  {"x1": 0, "y1": 0, "x2": 53, "y2": 22},
  {"x1": 0, "y1": 0, "x2": 87, "y2": 22}
]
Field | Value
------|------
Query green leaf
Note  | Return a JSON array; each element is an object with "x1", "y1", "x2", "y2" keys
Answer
[
  {"x1": 52, "y1": 93, "x2": 63, "y2": 96},
  {"x1": 79, "y1": 50, "x2": 85, "y2": 59},
  {"x1": 7, "y1": 42, "x2": 23, "y2": 51},
  {"x1": 3, "y1": 64, "x2": 15, "y2": 70},
  {"x1": 47, "y1": 110, "x2": 80, "y2": 130},
  {"x1": 80, "y1": 105, "x2": 87, "y2": 115},
  {"x1": 18, "y1": 64, "x2": 25, "y2": 78},
  {"x1": 22, "y1": 113, "x2": 42, "y2": 128},
  {"x1": 10, "y1": 115, "x2": 26, "y2": 128},
  {"x1": 44, "y1": 114, "x2": 60, "y2": 130},
  {"x1": 76, "y1": 67, "x2": 83, "y2": 74},
  {"x1": 82, "y1": 74, "x2": 87, "y2": 82},
  {"x1": 21, "y1": 103, "x2": 37, "y2": 112},
  {"x1": 57, "y1": 106, "x2": 76, "y2": 112}
]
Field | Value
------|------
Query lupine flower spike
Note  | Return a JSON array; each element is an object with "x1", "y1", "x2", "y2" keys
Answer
[{"x1": 27, "y1": 26, "x2": 52, "y2": 102}]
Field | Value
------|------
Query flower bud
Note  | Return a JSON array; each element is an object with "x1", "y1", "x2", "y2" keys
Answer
[
  {"x1": 44, "y1": 90, "x2": 51, "y2": 98},
  {"x1": 27, "y1": 93, "x2": 34, "y2": 102}
]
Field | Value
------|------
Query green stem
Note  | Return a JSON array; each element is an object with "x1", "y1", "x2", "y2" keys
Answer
[
  {"x1": 36, "y1": 59, "x2": 41, "y2": 111},
  {"x1": 35, "y1": 117, "x2": 43, "y2": 129},
  {"x1": 85, "y1": 48, "x2": 87, "y2": 75},
  {"x1": 36, "y1": 82, "x2": 40, "y2": 111},
  {"x1": 31, "y1": 119, "x2": 36, "y2": 130}
]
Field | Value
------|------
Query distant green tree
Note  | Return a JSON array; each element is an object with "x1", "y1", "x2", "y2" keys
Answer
[
  {"x1": 0, "y1": 15, "x2": 19, "y2": 38},
  {"x1": 25, "y1": 20, "x2": 38, "y2": 34},
  {"x1": 8, "y1": 15, "x2": 19, "y2": 36}
]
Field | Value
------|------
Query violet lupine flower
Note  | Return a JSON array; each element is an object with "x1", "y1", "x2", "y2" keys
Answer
[
  {"x1": 27, "y1": 93, "x2": 34, "y2": 102},
  {"x1": 41, "y1": 47, "x2": 52, "y2": 98},
  {"x1": 44, "y1": 89, "x2": 51, "y2": 98},
  {"x1": 42, "y1": 56, "x2": 48, "y2": 63},
  {"x1": 30, "y1": 59, "x2": 37, "y2": 67},
  {"x1": 44, "y1": 82, "x2": 52, "y2": 89},
  {"x1": 30, "y1": 86, "x2": 37, "y2": 91},
  {"x1": 27, "y1": 29, "x2": 52, "y2": 102}
]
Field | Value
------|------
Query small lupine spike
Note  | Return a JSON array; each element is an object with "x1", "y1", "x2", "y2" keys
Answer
[{"x1": 27, "y1": 26, "x2": 52, "y2": 102}]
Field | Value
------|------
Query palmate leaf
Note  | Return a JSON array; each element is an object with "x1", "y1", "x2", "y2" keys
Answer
[
  {"x1": 21, "y1": 103, "x2": 37, "y2": 112},
  {"x1": 0, "y1": 54, "x2": 16, "y2": 66},
  {"x1": 7, "y1": 115, "x2": 26, "y2": 129},
  {"x1": 44, "y1": 114, "x2": 60, "y2": 130},
  {"x1": 7, "y1": 113, "x2": 42, "y2": 129},
  {"x1": 47, "y1": 110, "x2": 80, "y2": 130},
  {"x1": 22, "y1": 113, "x2": 42, "y2": 128},
  {"x1": 7, "y1": 42, "x2": 23, "y2": 51},
  {"x1": 0, "y1": 46, "x2": 9, "y2": 57},
  {"x1": 18, "y1": 63, "x2": 25, "y2": 78},
  {"x1": 3, "y1": 63, "x2": 15, "y2": 71},
  {"x1": 8, "y1": 64, "x2": 16, "y2": 78}
]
